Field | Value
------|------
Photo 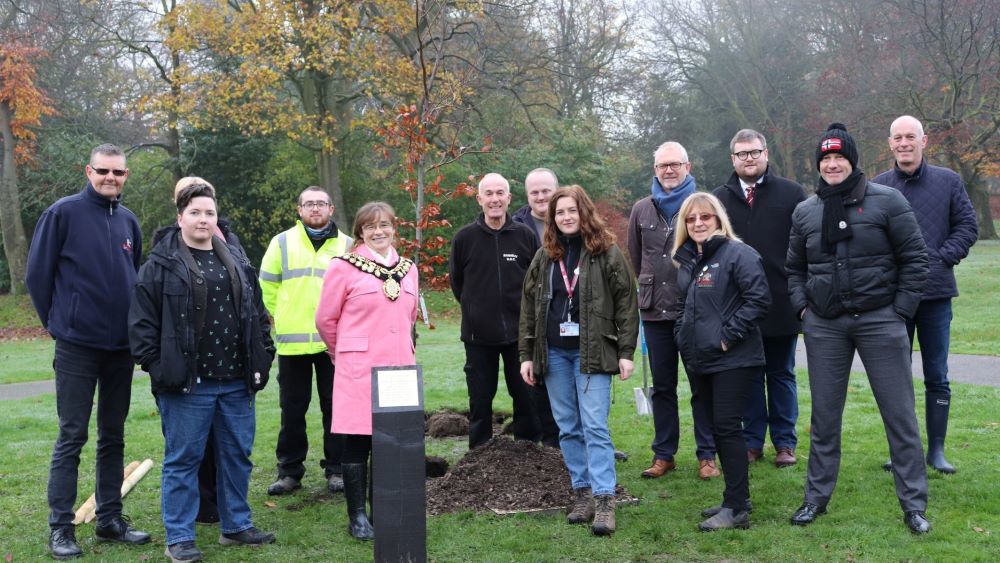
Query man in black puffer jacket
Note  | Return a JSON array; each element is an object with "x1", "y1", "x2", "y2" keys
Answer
[{"x1": 786, "y1": 124, "x2": 931, "y2": 535}]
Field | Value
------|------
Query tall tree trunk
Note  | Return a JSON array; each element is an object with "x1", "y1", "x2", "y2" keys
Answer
[
  {"x1": 317, "y1": 149, "x2": 347, "y2": 228},
  {"x1": 0, "y1": 101, "x2": 29, "y2": 295},
  {"x1": 966, "y1": 179, "x2": 998, "y2": 240}
]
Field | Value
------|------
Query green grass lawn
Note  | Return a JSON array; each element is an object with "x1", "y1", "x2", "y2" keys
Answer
[
  {"x1": 949, "y1": 240, "x2": 1000, "y2": 355},
  {"x1": 0, "y1": 339, "x2": 56, "y2": 385},
  {"x1": 1, "y1": 318, "x2": 999, "y2": 561}
]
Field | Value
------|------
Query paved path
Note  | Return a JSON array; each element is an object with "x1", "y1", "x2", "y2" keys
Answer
[
  {"x1": 1, "y1": 350, "x2": 997, "y2": 401},
  {"x1": 793, "y1": 342, "x2": 1000, "y2": 388}
]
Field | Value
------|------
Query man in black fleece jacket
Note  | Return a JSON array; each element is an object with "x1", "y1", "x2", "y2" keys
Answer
[
  {"x1": 449, "y1": 172, "x2": 542, "y2": 449},
  {"x1": 26, "y1": 144, "x2": 151, "y2": 559}
]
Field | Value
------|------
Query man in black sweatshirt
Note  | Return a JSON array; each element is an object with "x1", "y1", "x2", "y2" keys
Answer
[{"x1": 449, "y1": 173, "x2": 542, "y2": 449}]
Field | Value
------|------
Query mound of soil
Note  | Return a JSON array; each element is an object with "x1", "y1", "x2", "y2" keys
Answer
[
  {"x1": 426, "y1": 412, "x2": 469, "y2": 438},
  {"x1": 427, "y1": 437, "x2": 570, "y2": 515}
]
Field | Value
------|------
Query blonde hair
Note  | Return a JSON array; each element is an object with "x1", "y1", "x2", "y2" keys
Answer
[
  {"x1": 671, "y1": 192, "x2": 741, "y2": 264},
  {"x1": 173, "y1": 176, "x2": 215, "y2": 203}
]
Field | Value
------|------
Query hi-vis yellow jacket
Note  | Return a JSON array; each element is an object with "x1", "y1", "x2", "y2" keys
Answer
[{"x1": 259, "y1": 221, "x2": 351, "y2": 355}]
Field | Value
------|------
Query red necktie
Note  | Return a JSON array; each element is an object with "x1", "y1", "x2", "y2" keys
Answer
[{"x1": 746, "y1": 185, "x2": 755, "y2": 207}]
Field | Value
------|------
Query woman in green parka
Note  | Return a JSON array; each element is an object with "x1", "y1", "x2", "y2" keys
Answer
[{"x1": 518, "y1": 185, "x2": 639, "y2": 536}]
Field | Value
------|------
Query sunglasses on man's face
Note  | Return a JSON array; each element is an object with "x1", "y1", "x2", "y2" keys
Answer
[{"x1": 90, "y1": 167, "x2": 127, "y2": 177}]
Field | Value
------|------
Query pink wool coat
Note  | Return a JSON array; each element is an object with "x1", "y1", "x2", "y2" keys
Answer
[{"x1": 315, "y1": 244, "x2": 418, "y2": 435}]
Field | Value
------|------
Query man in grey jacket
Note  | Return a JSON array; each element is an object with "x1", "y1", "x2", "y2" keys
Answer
[
  {"x1": 787, "y1": 123, "x2": 931, "y2": 534},
  {"x1": 628, "y1": 141, "x2": 718, "y2": 481}
]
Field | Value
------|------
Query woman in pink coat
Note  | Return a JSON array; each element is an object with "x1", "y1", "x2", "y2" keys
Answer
[{"x1": 315, "y1": 201, "x2": 417, "y2": 541}]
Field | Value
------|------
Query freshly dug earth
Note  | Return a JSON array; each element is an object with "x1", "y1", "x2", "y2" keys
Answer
[
  {"x1": 426, "y1": 437, "x2": 571, "y2": 515},
  {"x1": 426, "y1": 412, "x2": 469, "y2": 438}
]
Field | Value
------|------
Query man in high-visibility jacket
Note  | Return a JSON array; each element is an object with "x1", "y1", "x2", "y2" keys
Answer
[{"x1": 260, "y1": 186, "x2": 352, "y2": 495}]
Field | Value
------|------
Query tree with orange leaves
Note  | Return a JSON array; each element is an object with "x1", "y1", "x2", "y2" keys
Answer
[{"x1": 0, "y1": 39, "x2": 56, "y2": 295}]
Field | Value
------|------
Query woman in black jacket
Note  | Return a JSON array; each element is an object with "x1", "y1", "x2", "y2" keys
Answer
[
  {"x1": 129, "y1": 184, "x2": 276, "y2": 562},
  {"x1": 151, "y1": 176, "x2": 249, "y2": 526},
  {"x1": 672, "y1": 192, "x2": 770, "y2": 531}
]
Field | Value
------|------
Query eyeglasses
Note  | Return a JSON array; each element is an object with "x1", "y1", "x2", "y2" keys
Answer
[
  {"x1": 684, "y1": 213, "x2": 716, "y2": 225},
  {"x1": 361, "y1": 221, "x2": 393, "y2": 233},
  {"x1": 90, "y1": 167, "x2": 127, "y2": 177},
  {"x1": 300, "y1": 201, "x2": 331, "y2": 210},
  {"x1": 732, "y1": 149, "x2": 764, "y2": 161},
  {"x1": 654, "y1": 162, "x2": 686, "y2": 172}
]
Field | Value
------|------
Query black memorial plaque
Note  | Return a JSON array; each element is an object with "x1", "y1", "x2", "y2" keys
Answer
[{"x1": 371, "y1": 365, "x2": 426, "y2": 563}]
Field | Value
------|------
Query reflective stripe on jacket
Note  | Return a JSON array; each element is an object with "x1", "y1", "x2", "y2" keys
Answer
[{"x1": 260, "y1": 221, "x2": 350, "y2": 355}]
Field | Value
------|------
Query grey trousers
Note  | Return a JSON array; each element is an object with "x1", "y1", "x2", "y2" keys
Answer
[{"x1": 802, "y1": 304, "x2": 928, "y2": 512}]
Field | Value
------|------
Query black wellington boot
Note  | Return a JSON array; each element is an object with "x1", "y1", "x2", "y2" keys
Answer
[
  {"x1": 926, "y1": 393, "x2": 956, "y2": 474},
  {"x1": 342, "y1": 463, "x2": 375, "y2": 540}
]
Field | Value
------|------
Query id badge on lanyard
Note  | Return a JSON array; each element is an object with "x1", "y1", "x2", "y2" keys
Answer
[{"x1": 559, "y1": 258, "x2": 580, "y2": 337}]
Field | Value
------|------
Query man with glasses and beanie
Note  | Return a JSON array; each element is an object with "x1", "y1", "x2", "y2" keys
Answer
[
  {"x1": 787, "y1": 123, "x2": 932, "y2": 534},
  {"x1": 628, "y1": 141, "x2": 719, "y2": 481},
  {"x1": 260, "y1": 186, "x2": 351, "y2": 496},
  {"x1": 27, "y1": 144, "x2": 151, "y2": 559},
  {"x1": 713, "y1": 129, "x2": 806, "y2": 468},
  {"x1": 874, "y1": 115, "x2": 978, "y2": 475},
  {"x1": 450, "y1": 172, "x2": 542, "y2": 449}
]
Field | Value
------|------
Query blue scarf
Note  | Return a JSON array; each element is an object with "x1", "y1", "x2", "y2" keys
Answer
[
  {"x1": 305, "y1": 221, "x2": 334, "y2": 240},
  {"x1": 651, "y1": 175, "x2": 696, "y2": 221}
]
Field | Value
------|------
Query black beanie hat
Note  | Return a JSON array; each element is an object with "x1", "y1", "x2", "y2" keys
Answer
[{"x1": 815, "y1": 122, "x2": 859, "y2": 171}]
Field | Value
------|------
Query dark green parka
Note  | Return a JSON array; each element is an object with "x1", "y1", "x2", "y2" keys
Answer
[{"x1": 518, "y1": 244, "x2": 639, "y2": 377}]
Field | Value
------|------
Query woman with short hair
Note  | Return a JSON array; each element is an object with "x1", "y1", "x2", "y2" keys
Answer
[
  {"x1": 518, "y1": 185, "x2": 639, "y2": 536},
  {"x1": 129, "y1": 183, "x2": 276, "y2": 561},
  {"x1": 672, "y1": 192, "x2": 770, "y2": 531}
]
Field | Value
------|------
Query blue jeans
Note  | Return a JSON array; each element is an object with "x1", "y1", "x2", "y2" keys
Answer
[
  {"x1": 743, "y1": 334, "x2": 799, "y2": 450},
  {"x1": 906, "y1": 298, "x2": 952, "y2": 398},
  {"x1": 545, "y1": 346, "x2": 616, "y2": 496},
  {"x1": 157, "y1": 379, "x2": 256, "y2": 544},
  {"x1": 48, "y1": 340, "x2": 134, "y2": 529}
]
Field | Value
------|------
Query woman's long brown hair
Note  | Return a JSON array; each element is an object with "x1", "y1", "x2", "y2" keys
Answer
[{"x1": 543, "y1": 185, "x2": 616, "y2": 260}]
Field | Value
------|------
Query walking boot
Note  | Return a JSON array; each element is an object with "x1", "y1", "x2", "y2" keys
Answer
[
  {"x1": 591, "y1": 495, "x2": 616, "y2": 536},
  {"x1": 698, "y1": 507, "x2": 750, "y2": 531},
  {"x1": 566, "y1": 487, "x2": 595, "y2": 524},
  {"x1": 926, "y1": 393, "x2": 956, "y2": 474},
  {"x1": 342, "y1": 463, "x2": 374, "y2": 540}
]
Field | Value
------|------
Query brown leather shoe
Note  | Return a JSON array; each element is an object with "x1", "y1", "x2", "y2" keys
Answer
[
  {"x1": 747, "y1": 448, "x2": 764, "y2": 463},
  {"x1": 698, "y1": 459, "x2": 720, "y2": 480},
  {"x1": 775, "y1": 448, "x2": 797, "y2": 468},
  {"x1": 641, "y1": 459, "x2": 676, "y2": 478}
]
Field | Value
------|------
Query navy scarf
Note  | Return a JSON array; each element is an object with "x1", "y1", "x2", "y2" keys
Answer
[{"x1": 651, "y1": 175, "x2": 696, "y2": 221}]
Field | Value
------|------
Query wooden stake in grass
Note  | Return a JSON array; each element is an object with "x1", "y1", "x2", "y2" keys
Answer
[{"x1": 73, "y1": 459, "x2": 154, "y2": 524}]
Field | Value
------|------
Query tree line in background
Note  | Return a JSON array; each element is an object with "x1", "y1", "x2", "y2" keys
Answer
[{"x1": 1, "y1": 0, "x2": 997, "y2": 294}]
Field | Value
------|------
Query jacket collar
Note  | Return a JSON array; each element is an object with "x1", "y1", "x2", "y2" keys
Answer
[
  {"x1": 83, "y1": 182, "x2": 122, "y2": 209},
  {"x1": 892, "y1": 158, "x2": 926, "y2": 181},
  {"x1": 724, "y1": 166, "x2": 771, "y2": 194},
  {"x1": 475, "y1": 212, "x2": 515, "y2": 233}
]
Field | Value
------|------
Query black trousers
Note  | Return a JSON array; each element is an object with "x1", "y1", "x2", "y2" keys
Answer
[
  {"x1": 48, "y1": 340, "x2": 133, "y2": 529},
  {"x1": 340, "y1": 434, "x2": 373, "y2": 464},
  {"x1": 645, "y1": 320, "x2": 716, "y2": 461},
  {"x1": 690, "y1": 366, "x2": 755, "y2": 510},
  {"x1": 463, "y1": 342, "x2": 541, "y2": 448},
  {"x1": 275, "y1": 352, "x2": 343, "y2": 479}
]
